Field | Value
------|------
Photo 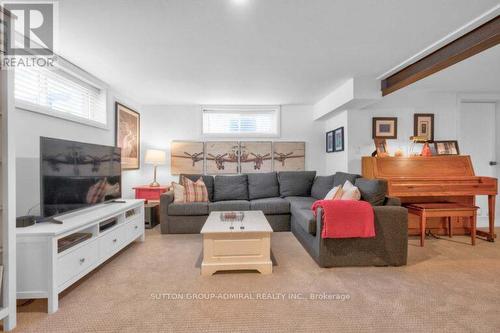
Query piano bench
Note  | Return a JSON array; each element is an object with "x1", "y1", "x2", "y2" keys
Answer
[{"x1": 405, "y1": 203, "x2": 479, "y2": 247}]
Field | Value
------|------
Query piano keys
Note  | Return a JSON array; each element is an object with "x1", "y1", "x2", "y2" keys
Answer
[{"x1": 362, "y1": 155, "x2": 497, "y2": 241}]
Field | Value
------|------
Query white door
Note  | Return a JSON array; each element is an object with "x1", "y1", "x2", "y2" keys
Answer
[{"x1": 459, "y1": 102, "x2": 497, "y2": 226}]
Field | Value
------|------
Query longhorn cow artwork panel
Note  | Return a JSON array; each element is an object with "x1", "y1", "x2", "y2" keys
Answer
[
  {"x1": 240, "y1": 141, "x2": 272, "y2": 173},
  {"x1": 273, "y1": 142, "x2": 305, "y2": 172},
  {"x1": 170, "y1": 141, "x2": 204, "y2": 175},
  {"x1": 205, "y1": 141, "x2": 239, "y2": 174}
]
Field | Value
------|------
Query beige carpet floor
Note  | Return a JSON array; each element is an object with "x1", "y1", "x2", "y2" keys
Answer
[{"x1": 6, "y1": 227, "x2": 500, "y2": 333}]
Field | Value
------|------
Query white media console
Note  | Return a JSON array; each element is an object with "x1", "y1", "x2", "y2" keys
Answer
[{"x1": 16, "y1": 199, "x2": 145, "y2": 313}]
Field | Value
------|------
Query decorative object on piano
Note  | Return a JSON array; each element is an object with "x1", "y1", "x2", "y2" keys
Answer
[
  {"x1": 373, "y1": 139, "x2": 389, "y2": 157},
  {"x1": 372, "y1": 117, "x2": 397, "y2": 139},
  {"x1": 414, "y1": 113, "x2": 434, "y2": 142},
  {"x1": 409, "y1": 135, "x2": 428, "y2": 156},
  {"x1": 421, "y1": 142, "x2": 432, "y2": 157},
  {"x1": 333, "y1": 127, "x2": 344, "y2": 152},
  {"x1": 326, "y1": 130, "x2": 334, "y2": 153},
  {"x1": 116, "y1": 102, "x2": 140, "y2": 170},
  {"x1": 434, "y1": 140, "x2": 460, "y2": 155},
  {"x1": 394, "y1": 147, "x2": 405, "y2": 157}
]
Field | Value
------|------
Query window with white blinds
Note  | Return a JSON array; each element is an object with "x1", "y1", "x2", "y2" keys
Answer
[
  {"x1": 15, "y1": 65, "x2": 107, "y2": 126},
  {"x1": 202, "y1": 107, "x2": 280, "y2": 137}
]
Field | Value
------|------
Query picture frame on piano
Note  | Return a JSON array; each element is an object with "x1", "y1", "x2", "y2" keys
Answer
[
  {"x1": 374, "y1": 138, "x2": 389, "y2": 157},
  {"x1": 434, "y1": 140, "x2": 460, "y2": 155}
]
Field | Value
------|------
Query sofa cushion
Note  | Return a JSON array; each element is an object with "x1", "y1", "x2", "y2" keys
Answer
[
  {"x1": 285, "y1": 196, "x2": 316, "y2": 210},
  {"x1": 209, "y1": 200, "x2": 250, "y2": 212},
  {"x1": 180, "y1": 174, "x2": 214, "y2": 202},
  {"x1": 278, "y1": 171, "x2": 316, "y2": 197},
  {"x1": 168, "y1": 202, "x2": 209, "y2": 216},
  {"x1": 214, "y1": 175, "x2": 249, "y2": 201},
  {"x1": 250, "y1": 197, "x2": 290, "y2": 215},
  {"x1": 311, "y1": 175, "x2": 335, "y2": 199},
  {"x1": 333, "y1": 172, "x2": 361, "y2": 187},
  {"x1": 247, "y1": 172, "x2": 279, "y2": 200},
  {"x1": 355, "y1": 178, "x2": 388, "y2": 206},
  {"x1": 293, "y1": 208, "x2": 316, "y2": 235}
]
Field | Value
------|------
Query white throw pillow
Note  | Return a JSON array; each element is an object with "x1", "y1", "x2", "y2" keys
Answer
[
  {"x1": 324, "y1": 185, "x2": 343, "y2": 200},
  {"x1": 341, "y1": 180, "x2": 361, "y2": 201},
  {"x1": 171, "y1": 182, "x2": 186, "y2": 203}
]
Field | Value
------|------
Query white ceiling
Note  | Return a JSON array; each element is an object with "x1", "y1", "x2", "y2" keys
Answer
[
  {"x1": 404, "y1": 44, "x2": 500, "y2": 94},
  {"x1": 57, "y1": 0, "x2": 500, "y2": 105}
]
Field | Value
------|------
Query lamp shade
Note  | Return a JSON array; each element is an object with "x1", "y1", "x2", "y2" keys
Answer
[{"x1": 145, "y1": 149, "x2": 166, "y2": 165}]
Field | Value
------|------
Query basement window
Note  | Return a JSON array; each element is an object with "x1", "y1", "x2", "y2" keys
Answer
[
  {"x1": 14, "y1": 64, "x2": 107, "y2": 127},
  {"x1": 202, "y1": 106, "x2": 280, "y2": 137}
]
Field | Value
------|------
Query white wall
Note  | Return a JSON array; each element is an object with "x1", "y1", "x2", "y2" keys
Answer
[
  {"x1": 323, "y1": 110, "x2": 348, "y2": 174},
  {"x1": 121, "y1": 105, "x2": 325, "y2": 198},
  {"x1": 347, "y1": 90, "x2": 459, "y2": 174},
  {"x1": 15, "y1": 91, "x2": 141, "y2": 216}
]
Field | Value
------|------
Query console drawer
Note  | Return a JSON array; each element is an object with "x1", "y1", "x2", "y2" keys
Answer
[
  {"x1": 57, "y1": 240, "x2": 98, "y2": 287},
  {"x1": 126, "y1": 217, "x2": 143, "y2": 240},
  {"x1": 99, "y1": 226, "x2": 126, "y2": 260}
]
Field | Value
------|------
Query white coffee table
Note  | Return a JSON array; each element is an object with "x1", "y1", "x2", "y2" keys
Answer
[{"x1": 200, "y1": 211, "x2": 273, "y2": 276}]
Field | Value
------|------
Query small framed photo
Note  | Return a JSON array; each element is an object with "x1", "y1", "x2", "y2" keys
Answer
[
  {"x1": 333, "y1": 127, "x2": 344, "y2": 152},
  {"x1": 326, "y1": 131, "x2": 334, "y2": 153},
  {"x1": 374, "y1": 139, "x2": 389, "y2": 157},
  {"x1": 434, "y1": 140, "x2": 460, "y2": 155},
  {"x1": 373, "y1": 117, "x2": 397, "y2": 139},
  {"x1": 414, "y1": 113, "x2": 434, "y2": 142}
]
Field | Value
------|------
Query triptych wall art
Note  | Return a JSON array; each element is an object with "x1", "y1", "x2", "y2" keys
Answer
[{"x1": 171, "y1": 141, "x2": 305, "y2": 175}]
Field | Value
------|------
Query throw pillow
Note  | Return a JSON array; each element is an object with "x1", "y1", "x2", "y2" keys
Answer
[
  {"x1": 171, "y1": 182, "x2": 186, "y2": 203},
  {"x1": 340, "y1": 180, "x2": 361, "y2": 201},
  {"x1": 324, "y1": 185, "x2": 343, "y2": 200},
  {"x1": 182, "y1": 177, "x2": 209, "y2": 202}
]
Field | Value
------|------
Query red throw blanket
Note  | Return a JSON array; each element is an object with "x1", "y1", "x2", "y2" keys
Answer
[{"x1": 311, "y1": 200, "x2": 376, "y2": 239}]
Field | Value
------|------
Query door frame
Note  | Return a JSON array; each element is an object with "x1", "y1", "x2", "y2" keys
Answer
[{"x1": 457, "y1": 93, "x2": 500, "y2": 227}]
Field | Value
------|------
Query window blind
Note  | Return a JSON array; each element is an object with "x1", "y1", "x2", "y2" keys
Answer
[
  {"x1": 15, "y1": 65, "x2": 107, "y2": 125},
  {"x1": 202, "y1": 108, "x2": 279, "y2": 136}
]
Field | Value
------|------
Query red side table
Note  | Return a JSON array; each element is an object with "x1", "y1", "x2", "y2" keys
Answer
[{"x1": 133, "y1": 186, "x2": 169, "y2": 202}]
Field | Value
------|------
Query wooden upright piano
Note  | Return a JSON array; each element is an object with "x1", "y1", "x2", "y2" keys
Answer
[{"x1": 362, "y1": 156, "x2": 497, "y2": 241}]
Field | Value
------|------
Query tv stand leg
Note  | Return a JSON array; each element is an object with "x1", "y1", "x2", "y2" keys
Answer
[{"x1": 48, "y1": 293, "x2": 58, "y2": 314}]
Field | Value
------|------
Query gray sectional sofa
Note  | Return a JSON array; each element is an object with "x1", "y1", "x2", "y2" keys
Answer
[{"x1": 160, "y1": 171, "x2": 408, "y2": 267}]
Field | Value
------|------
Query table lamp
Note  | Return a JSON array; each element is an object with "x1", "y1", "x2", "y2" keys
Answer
[{"x1": 145, "y1": 149, "x2": 166, "y2": 187}]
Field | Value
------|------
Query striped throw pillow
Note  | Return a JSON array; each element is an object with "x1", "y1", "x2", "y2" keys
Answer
[{"x1": 181, "y1": 176, "x2": 209, "y2": 202}]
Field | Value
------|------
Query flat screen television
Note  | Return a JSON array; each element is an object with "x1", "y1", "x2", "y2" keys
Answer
[{"x1": 40, "y1": 137, "x2": 122, "y2": 218}]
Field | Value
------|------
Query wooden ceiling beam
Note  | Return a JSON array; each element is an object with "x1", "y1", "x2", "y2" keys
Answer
[{"x1": 381, "y1": 15, "x2": 500, "y2": 96}]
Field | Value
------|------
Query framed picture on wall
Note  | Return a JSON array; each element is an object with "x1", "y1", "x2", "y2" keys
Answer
[
  {"x1": 170, "y1": 141, "x2": 204, "y2": 175},
  {"x1": 414, "y1": 113, "x2": 435, "y2": 142},
  {"x1": 333, "y1": 127, "x2": 344, "y2": 152},
  {"x1": 372, "y1": 117, "x2": 398, "y2": 139},
  {"x1": 326, "y1": 131, "x2": 334, "y2": 153},
  {"x1": 205, "y1": 141, "x2": 239, "y2": 174},
  {"x1": 115, "y1": 102, "x2": 140, "y2": 170},
  {"x1": 240, "y1": 141, "x2": 273, "y2": 173},
  {"x1": 434, "y1": 140, "x2": 460, "y2": 155},
  {"x1": 273, "y1": 142, "x2": 305, "y2": 171}
]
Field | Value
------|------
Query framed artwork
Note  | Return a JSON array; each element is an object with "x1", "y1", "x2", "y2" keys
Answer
[
  {"x1": 414, "y1": 113, "x2": 435, "y2": 142},
  {"x1": 434, "y1": 140, "x2": 460, "y2": 155},
  {"x1": 333, "y1": 127, "x2": 344, "y2": 152},
  {"x1": 240, "y1": 141, "x2": 272, "y2": 173},
  {"x1": 115, "y1": 102, "x2": 140, "y2": 170},
  {"x1": 273, "y1": 142, "x2": 305, "y2": 172},
  {"x1": 374, "y1": 139, "x2": 389, "y2": 157},
  {"x1": 205, "y1": 141, "x2": 239, "y2": 174},
  {"x1": 326, "y1": 131, "x2": 334, "y2": 153},
  {"x1": 372, "y1": 117, "x2": 398, "y2": 139},
  {"x1": 171, "y1": 141, "x2": 204, "y2": 175}
]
